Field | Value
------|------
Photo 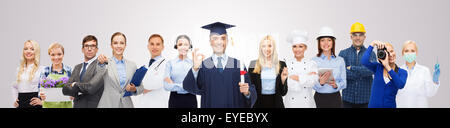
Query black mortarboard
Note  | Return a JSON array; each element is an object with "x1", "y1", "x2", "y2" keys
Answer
[{"x1": 201, "y1": 22, "x2": 235, "y2": 35}]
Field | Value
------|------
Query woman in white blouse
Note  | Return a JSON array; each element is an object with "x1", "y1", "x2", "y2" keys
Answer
[
  {"x1": 12, "y1": 40, "x2": 43, "y2": 108},
  {"x1": 283, "y1": 30, "x2": 319, "y2": 108},
  {"x1": 396, "y1": 40, "x2": 440, "y2": 108}
]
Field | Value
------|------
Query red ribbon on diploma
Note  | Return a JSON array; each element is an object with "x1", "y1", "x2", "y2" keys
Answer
[{"x1": 240, "y1": 71, "x2": 247, "y2": 75}]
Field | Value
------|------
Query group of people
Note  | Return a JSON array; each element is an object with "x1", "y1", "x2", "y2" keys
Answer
[{"x1": 12, "y1": 22, "x2": 441, "y2": 108}]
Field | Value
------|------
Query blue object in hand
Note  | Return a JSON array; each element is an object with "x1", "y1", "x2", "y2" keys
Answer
[
  {"x1": 124, "y1": 66, "x2": 148, "y2": 97},
  {"x1": 433, "y1": 63, "x2": 440, "y2": 83}
]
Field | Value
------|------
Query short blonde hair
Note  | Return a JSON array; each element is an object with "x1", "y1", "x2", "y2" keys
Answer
[
  {"x1": 402, "y1": 40, "x2": 418, "y2": 55},
  {"x1": 48, "y1": 42, "x2": 64, "y2": 55}
]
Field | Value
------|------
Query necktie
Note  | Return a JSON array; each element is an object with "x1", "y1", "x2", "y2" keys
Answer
[
  {"x1": 149, "y1": 59, "x2": 156, "y2": 67},
  {"x1": 80, "y1": 62, "x2": 87, "y2": 82},
  {"x1": 217, "y1": 57, "x2": 223, "y2": 73}
]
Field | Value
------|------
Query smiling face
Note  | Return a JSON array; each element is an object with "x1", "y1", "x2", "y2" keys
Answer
[
  {"x1": 319, "y1": 37, "x2": 333, "y2": 52},
  {"x1": 148, "y1": 37, "x2": 164, "y2": 58},
  {"x1": 351, "y1": 32, "x2": 366, "y2": 48},
  {"x1": 49, "y1": 47, "x2": 64, "y2": 66},
  {"x1": 23, "y1": 42, "x2": 36, "y2": 61},
  {"x1": 210, "y1": 34, "x2": 227, "y2": 54},
  {"x1": 385, "y1": 44, "x2": 396, "y2": 64},
  {"x1": 176, "y1": 38, "x2": 190, "y2": 56},
  {"x1": 261, "y1": 39, "x2": 274, "y2": 59},
  {"x1": 111, "y1": 35, "x2": 126, "y2": 56},
  {"x1": 292, "y1": 44, "x2": 307, "y2": 58}
]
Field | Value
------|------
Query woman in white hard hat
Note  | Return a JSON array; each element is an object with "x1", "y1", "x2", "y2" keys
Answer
[
  {"x1": 396, "y1": 40, "x2": 440, "y2": 108},
  {"x1": 312, "y1": 27, "x2": 347, "y2": 108},
  {"x1": 283, "y1": 30, "x2": 319, "y2": 108}
]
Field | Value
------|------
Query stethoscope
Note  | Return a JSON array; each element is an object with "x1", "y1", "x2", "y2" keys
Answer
[{"x1": 153, "y1": 59, "x2": 165, "y2": 72}]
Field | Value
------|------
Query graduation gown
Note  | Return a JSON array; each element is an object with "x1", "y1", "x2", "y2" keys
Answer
[{"x1": 183, "y1": 57, "x2": 257, "y2": 108}]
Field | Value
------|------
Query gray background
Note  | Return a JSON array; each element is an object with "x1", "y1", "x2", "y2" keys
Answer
[{"x1": 1, "y1": 0, "x2": 448, "y2": 108}]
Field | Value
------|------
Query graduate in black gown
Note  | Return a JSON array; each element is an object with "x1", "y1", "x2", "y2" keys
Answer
[{"x1": 183, "y1": 22, "x2": 257, "y2": 108}]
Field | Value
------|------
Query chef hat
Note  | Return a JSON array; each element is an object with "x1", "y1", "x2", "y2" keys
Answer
[{"x1": 287, "y1": 30, "x2": 309, "y2": 46}]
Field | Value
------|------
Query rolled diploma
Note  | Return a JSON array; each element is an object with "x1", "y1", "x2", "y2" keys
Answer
[{"x1": 240, "y1": 61, "x2": 245, "y2": 83}]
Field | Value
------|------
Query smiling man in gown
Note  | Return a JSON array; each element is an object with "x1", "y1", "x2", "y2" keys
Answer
[{"x1": 183, "y1": 22, "x2": 257, "y2": 108}]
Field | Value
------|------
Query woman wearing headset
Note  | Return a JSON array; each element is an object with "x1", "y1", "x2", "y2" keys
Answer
[{"x1": 163, "y1": 35, "x2": 198, "y2": 108}]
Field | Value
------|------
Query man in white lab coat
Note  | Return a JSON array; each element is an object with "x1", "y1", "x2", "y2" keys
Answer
[{"x1": 132, "y1": 34, "x2": 170, "y2": 108}]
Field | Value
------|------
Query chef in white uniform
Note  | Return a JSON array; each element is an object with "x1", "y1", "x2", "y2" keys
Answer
[
  {"x1": 283, "y1": 30, "x2": 319, "y2": 108},
  {"x1": 132, "y1": 34, "x2": 170, "y2": 108},
  {"x1": 396, "y1": 40, "x2": 440, "y2": 108}
]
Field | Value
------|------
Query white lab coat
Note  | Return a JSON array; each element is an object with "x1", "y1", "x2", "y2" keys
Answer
[
  {"x1": 132, "y1": 57, "x2": 170, "y2": 108},
  {"x1": 283, "y1": 57, "x2": 319, "y2": 108},
  {"x1": 397, "y1": 63, "x2": 440, "y2": 108}
]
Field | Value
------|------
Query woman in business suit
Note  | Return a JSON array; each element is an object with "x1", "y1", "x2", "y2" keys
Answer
[
  {"x1": 249, "y1": 35, "x2": 289, "y2": 108},
  {"x1": 97, "y1": 32, "x2": 144, "y2": 108}
]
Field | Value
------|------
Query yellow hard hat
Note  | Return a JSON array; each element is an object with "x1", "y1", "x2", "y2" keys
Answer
[{"x1": 350, "y1": 22, "x2": 366, "y2": 33}]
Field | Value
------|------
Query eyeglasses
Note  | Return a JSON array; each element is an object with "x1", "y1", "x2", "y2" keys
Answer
[{"x1": 83, "y1": 44, "x2": 97, "y2": 49}]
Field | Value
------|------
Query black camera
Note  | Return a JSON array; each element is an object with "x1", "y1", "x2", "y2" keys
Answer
[{"x1": 377, "y1": 47, "x2": 388, "y2": 60}]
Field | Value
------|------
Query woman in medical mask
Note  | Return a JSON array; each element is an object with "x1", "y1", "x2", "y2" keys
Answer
[{"x1": 396, "y1": 40, "x2": 440, "y2": 108}]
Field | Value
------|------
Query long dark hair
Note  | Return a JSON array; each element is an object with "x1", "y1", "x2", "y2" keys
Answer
[{"x1": 316, "y1": 36, "x2": 336, "y2": 57}]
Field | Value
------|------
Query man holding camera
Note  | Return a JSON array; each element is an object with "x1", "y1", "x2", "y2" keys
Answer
[{"x1": 338, "y1": 22, "x2": 377, "y2": 108}]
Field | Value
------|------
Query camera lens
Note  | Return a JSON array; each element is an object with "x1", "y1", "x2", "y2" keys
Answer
[{"x1": 377, "y1": 49, "x2": 386, "y2": 60}]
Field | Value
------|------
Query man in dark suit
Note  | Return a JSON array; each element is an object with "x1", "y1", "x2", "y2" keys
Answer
[{"x1": 63, "y1": 35, "x2": 106, "y2": 108}]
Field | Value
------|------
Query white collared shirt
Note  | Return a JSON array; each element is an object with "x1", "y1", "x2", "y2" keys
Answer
[
  {"x1": 147, "y1": 55, "x2": 166, "y2": 71},
  {"x1": 79, "y1": 55, "x2": 97, "y2": 75},
  {"x1": 211, "y1": 54, "x2": 228, "y2": 68},
  {"x1": 151, "y1": 55, "x2": 163, "y2": 63},
  {"x1": 12, "y1": 64, "x2": 43, "y2": 106}
]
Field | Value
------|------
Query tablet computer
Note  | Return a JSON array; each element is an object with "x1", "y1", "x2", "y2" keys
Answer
[{"x1": 318, "y1": 68, "x2": 334, "y2": 83}]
